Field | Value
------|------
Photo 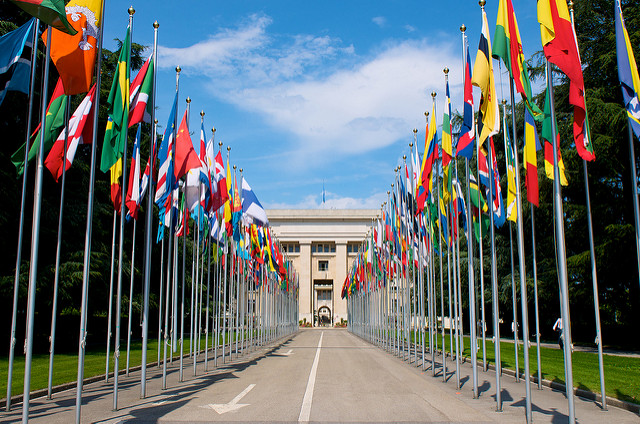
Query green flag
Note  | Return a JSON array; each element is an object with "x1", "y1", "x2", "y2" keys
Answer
[
  {"x1": 10, "y1": 0, "x2": 77, "y2": 35},
  {"x1": 100, "y1": 26, "x2": 130, "y2": 173}
]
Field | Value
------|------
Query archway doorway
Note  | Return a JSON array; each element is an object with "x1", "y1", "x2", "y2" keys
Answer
[{"x1": 318, "y1": 305, "x2": 332, "y2": 326}]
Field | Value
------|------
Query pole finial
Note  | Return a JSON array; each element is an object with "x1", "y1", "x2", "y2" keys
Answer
[
  {"x1": 460, "y1": 24, "x2": 466, "y2": 32},
  {"x1": 240, "y1": 168, "x2": 243, "y2": 173},
  {"x1": 227, "y1": 146, "x2": 231, "y2": 152},
  {"x1": 154, "y1": 119, "x2": 158, "y2": 124},
  {"x1": 218, "y1": 140, "x2": 222, "y2": 147},
  {"x1": 212, "y1": 127, "x2": 216, "y2": 134},
  {"x1": 431, "y1": 91, "x2": 437, "y2": 98},
  {"x1": 501, "y1": 99, "x2": 507, "y2": 105},
  {"x1": 568, "y1": 1, "x2": 574, "y2": 11},
  {"x1": 200, "y1": 110, "x2": 205, "y2": 117},
  {"x1": 128, "y1": 5, "x2": 135, "y2": 15},
  {"x1": 443, "y1": 67, "x2": 449, "y2": 75},
  {"x1": 233, "y1": 165, "x2": 236, "y2": 170},
  {"x1": 176, "y1": 66, "x2": 181, "y2": 74},
  {"x1": 413, "y1": 128, "x2": 417, "y2": 134},
  {"x1": 186, "y1": 97, "x2": 191, "y2": 104},
  {"x1": 153, "y1": 21, "x2": 159, "y2": 29},
  {"x1": 479, "y1": 0, "x2": 486, "y2": 8}
]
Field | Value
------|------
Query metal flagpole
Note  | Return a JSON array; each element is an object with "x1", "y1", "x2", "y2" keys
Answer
[
  {"x1": 140, "y1": 21, "x2": 164, "y2": 392},
  {"x1": 205, "y1": 223, "x2": 211, "y2": 371},
  {"x1": 190, "y1": 220, "x2": 196, "y2": 359},
  {"x1": 125, "y1": 219, "x2": 137, "y2": 376},
  {"x1": 501, "y1": 100, "x2": 519, "y2": 383},
  {"x1": 531, "y1": 209, "x2": 542, "y2": 389},
  {"x1": 106, "y1": 211, "x2": 117, "y2": 381},
  {"x1": 157, "y1": 178, "x2": 163, "y2": 370},
  {"x1": 75, "y1": 0, "x2": 106, "y2": 417},
  {"x1": 566, "y1": 2, "x2": 606, "y2": 409},
  {"x1": 547, "y1": 59, "x2": 576, "y2": 423},
  {"x1": 7, "y1": 18, "x2": 39, "y2": 410},
  {"x1": 460, "y1": 23, "x2": 478, "y2": 398},
  {"x1": 180, "y1": 97, "x2": 192, "y2": 381},
  {"x1": 487, "y1": 135, "x2": 501, "y2": 412},
  {"x1": 222, "y1": 146, "x2": 230, "y2": 363},
  {"x1": 22, "y1": 27, "x2": 53, "y2": 423},
  {"x1": 508, "y1": 76, "x2": 533, "y2": 421},
  {"x1": 142, "y1": 21, "x2": 159, "y2": 395},
  {"x1": 47, "y1": 96, "x2": 72, "y2": 399},
  {"x1": 113, "y1": 8, "x2": 135, "y2": 410}
]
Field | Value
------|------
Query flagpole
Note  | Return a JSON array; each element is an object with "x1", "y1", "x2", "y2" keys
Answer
[
  {"x1": 156, "y1": 129, "x2": 164, "y2": 367},
  {"x1": 47, "y1": 95, "x2": 72, "y2": 399},
  {"x1": 500, "y1": 99, "x2": 519, "y2": 383},
  {"x1": 112, "y1": 7, "x2": 135, "y2": 410},
  {"x1": 547, "y1": 59, "x2": 576, "y2": 423},
  {"x1": 530, "y1": 208, "x2": 542, "y2": 389},
  {"x1": 141, "y1": 20, "x2": 159, "y2": 396},
  {"x1": 125, "y1": 219, "x2": 137, "y2": 376},
  {"x1": 205, "y1": 216, "x2": 212, "y2": 371},
  {"x1": 7, "y1": 18, "x2": 39, "y2": 410},
  {"x1": 222, "y1": 146, "x2": 230, "y2": 363},
  {"x1": 460, "y1": 23, "x2": 478, "y2": 398},
  {"x1": 179, "y1": 96, "x2": 192, "y2": 382},
  {"x1": 106, "y1": 210, "x2": 117, "y2": 382},
  {"x1": 22, "y1": 27, "x2": 53, "y2": 423},
  {"x1": 75, "y1": 0, "x2": 106, "y2": 415}
]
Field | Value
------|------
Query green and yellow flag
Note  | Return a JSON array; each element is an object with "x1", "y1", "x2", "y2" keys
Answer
[{"x1": 100, "y1": 26, "x2": 130, "y2": 173}]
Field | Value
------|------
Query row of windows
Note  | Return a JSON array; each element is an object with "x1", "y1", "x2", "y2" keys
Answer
[
  {"x1": 317, "y1": 290, "x2": 332, "y2": 301},
  {"x1": 312, "y1": 243, "x2": 336, "y2": 253},
  {"x1": 346, "y1": 243, "x2": 362, "y2": 254},
  {"x1": 281, "y1": 243, "x2": 300, "y2": 253}
]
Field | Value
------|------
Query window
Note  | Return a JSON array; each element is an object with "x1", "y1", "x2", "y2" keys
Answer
[
  {"x1": 282, "y1": 243, "x2": 300, "y2": 253},
  {"x1": 347, "y1": 243, "x2": 359, "y2": 254},
  {"x1": 318, "y1": 260, "x2": 329, "y2": 271},
  {"x1": 317, "y1": 290, "x2": 332, "y2": 301},
  {"x1": 313, "y1": 243, "x2": 335, "y2": 254}
]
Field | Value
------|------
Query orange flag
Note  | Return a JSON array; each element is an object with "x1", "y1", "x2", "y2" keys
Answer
[{"x1": 44, "y1": 0, "x2": 102, "y2": 95}]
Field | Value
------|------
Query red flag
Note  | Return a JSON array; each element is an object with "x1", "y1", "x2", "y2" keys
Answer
[{"x1": 174, "y1": 110, "x2": 201, "y2": 180}]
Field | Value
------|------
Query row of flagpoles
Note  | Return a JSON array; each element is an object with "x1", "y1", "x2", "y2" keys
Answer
[
  {"x1": 2, "y1": 2, "x2": 299, "y2": 423},
  {"x1": 344, "y1": 1, "x2": 640, "y2": 423}
]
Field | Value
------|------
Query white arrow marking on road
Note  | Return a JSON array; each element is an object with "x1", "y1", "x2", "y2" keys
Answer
[
  {"x1": 282, "y1": 349, "x2": 294, "y2": 356},
  {"x1": 207, "y1": 384, "x2": 255, "y2": 414}
]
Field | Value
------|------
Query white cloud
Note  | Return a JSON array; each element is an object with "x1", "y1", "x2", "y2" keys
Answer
[
  {"x1": 372, "y1": 16, "x2": 387, "y2": 28},
  {"x1": 404, "y1": 24, "x2": 416, "y2": 33},
  {"x1": 265, "y1": 191, "x2": 386, "y2": 210},
  {"x1": 159, "y1": 14, "x2": 462, "y2": 164}
]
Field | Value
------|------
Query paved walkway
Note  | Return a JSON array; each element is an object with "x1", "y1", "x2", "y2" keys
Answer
[{"x1": 2, "y1": 329, "x2": 638, "y2": 423}]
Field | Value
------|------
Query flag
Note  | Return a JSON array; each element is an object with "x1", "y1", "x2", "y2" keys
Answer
[
  {"x1": 155, "y1": 93, "x2": 177, "y2": 204},
  {"x1": 43, "y1": 0, "x2": 102, "y2": 95},
  {"x1": 110, "y1": 157, "x2": 122, "y2": 212},
  {"x1": 224, "y1": 157, "x2": 233, "y2": 236},
  {"x1": 542, "y1": 87, "x2": 568, "y2": 186},
  {"x1": 469, "y1": 173, "x2": 490, "y2": 242},
  {"x1": 505, "y1": 128, "x2": 517, "y2": 222},
  {"x1": 45, "y1": 83, "x2": 96, "y2": 181},
  {"x1": 442, "y1": 79, "x2": 453, "y2": 203},
  {"x1": 538, "y1": 0, "x2": 594, "y2": 161},
  {"x1": 232, "y1": 175, "x2": 242, "y2": 241},
  {"x1": 615, "y1": 0, "x2": 640, "y2": 140},
  {"x1": 523, "y1": 107, "x2": 541, "y2": 206},
  {"x1": 458, "y1": 44, "x2": 475, "y2": 159},
  {"x1": 472, "y1": 6, "x2": 500, "y2": 147},
  {"x1": 12, "y1": 77, "x2": 67, "y2": 175},
  {"x1": 210, "y1": 150, "x2": 228, "y2": 212},
  {"x1": 100, "y1": 26, "x2": 130, "y2": 173},
  {"x1": 128, "y1": 53, "x2": 153, "y2": 127},
  {"x1": 493, "y1": 0, "x2": 543, "y2": 119},
  {"x1": 173, "y1": 110, "x2": 201, "y2": 180},
  {"x1": 125, "y1": 124, "x2": 142, "y2": 220},
  {"x1": 10, "y1": 0, "x2": 77, "y2": 35},
  {"x1": 242, "y1": 177, "x2": 268, "y2": 226},
  {"x1": 420, "y1": 101, "x2": 438, "y2": 199},
  {"x1": 0, "y1": 18, "x2": 36, "y2": 106},
  {"x1": 478, "y1": 138, "x2": 505, "y2": 228}
]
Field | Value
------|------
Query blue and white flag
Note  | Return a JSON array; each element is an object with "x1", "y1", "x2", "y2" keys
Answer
[
  {"x1": 241, "y1": 177, "x2": 268, "y2": 226},
  {"x1": 0, "y1": 19, "x2": 36, "y2": 106}
]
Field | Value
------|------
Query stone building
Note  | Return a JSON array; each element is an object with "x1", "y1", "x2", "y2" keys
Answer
[{"x1": 267, "y1": 209, "x2": 379, "y2": 326}]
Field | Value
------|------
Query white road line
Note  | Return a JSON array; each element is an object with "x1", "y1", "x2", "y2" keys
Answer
[{"x1": 298, "y1": 331, "x2": 324, "y2": 423}]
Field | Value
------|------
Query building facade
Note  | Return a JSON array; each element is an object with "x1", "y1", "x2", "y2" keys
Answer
[{"x1": 267, "y1": 209, "x2": 379, "y2": 326}]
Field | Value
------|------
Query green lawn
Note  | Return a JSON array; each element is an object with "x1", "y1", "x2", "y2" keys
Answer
[
  {"x1": 1, "y1": 332, "x2": 247, "y2": 401},
  {"x1": 398, "y1": 330, "x2": 640, "y2": 405}
]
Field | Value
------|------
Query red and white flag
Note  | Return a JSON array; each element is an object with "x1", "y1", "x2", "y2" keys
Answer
[
  {"x1": 45, "y1": 84, "x2": 96, "y2": 181},
  {"x1": 128, "y1": 54, "x2": 153, "y2": 128}
]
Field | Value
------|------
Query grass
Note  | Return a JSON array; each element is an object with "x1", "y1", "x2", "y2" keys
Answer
[
  {"x1": 0, "y1": 332, "x2": 248, "y2": 401},
  {"x1": 396, "y1": 330, "x2": 640, "y2": 405}
]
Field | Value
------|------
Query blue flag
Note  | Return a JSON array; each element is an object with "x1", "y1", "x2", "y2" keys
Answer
[{"x1": 0, "y1": 19, "x2": 36, "y2": 106}]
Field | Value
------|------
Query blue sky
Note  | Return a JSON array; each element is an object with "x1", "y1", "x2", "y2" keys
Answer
[{"x1": 101, "y1": 1, "x2": 544, "y2": 210}]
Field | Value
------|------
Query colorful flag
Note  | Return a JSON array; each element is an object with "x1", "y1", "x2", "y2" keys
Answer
[
  {"x1": 242, "y1": 177, "x2": 268, "y2": 226},
  {"x1": 173, "y1": 110, "x2": 201, "y2": 180},
  {"x1": 457, "y1": 44, "x2": 475, "y2": 159},
  {"x1": 128, "y1": 53, "x2": 153, "y2": 127},
  {"x1": 615, "y1": 0, "x2": 640, "y2": 140},
  {"x1": 0, "y1": 18, "x2": 36, "y2": 106},
  {"x1": 125, "y1": 124, "x2": 142, "y2": 220},
  {"x1": 44, "y1": 0, "x2": 102, "y2": 95},
  {"x1": 12, "y1": 77, "x2": 67, "y2": 175},
  {"x1": 504, "y1": 128, "x2": 517, "y2": 222},
  {"x1": 542, "y1": 87, "x2": 568, "y2": 185},
  {"x1": 224, "y1": 156, "x2": 233, "y2": 236},
  {"x1": 472, "y1": 6, "x2": 500, "y2": 147},
  {"x1": 155, "y1": 93, "x2": 177, "y2": 204},
  {"x1": 420, "y1": 101, "x2": 438, "y2": 198},
  {"x1": 211, "y1": 150, "x2": 228, "y2": 212},
  {"x1": 10, "y1": 0, "x2": 77, "y2": 35},
  {"x1": 538, "y1": 0, "x2": 594, "y2": 161},
  {"x1": 478, "y1": 138, "x2": 505, "y2": 228},
  {"x1": 110, "y1": 157, "x2": 122, "y2": 212},
  {"x1": 493, "y1": 0, "x2": 543, "y2": 119},
  {"x1": 523, "y1": 107, "x2": 541, "y2": 206},
  {"x1": 469, "y1": 173, "x2": 489, "y2": 242},
  {"x1": 100, "y1": 25, "x2": 130, "y2": 173},
  {"x1": 442, "y1": 79, "x2": 453, "y2": 204},
  {"x1": 45, "y1": 83, "x2": 96, "y2": 181}
]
